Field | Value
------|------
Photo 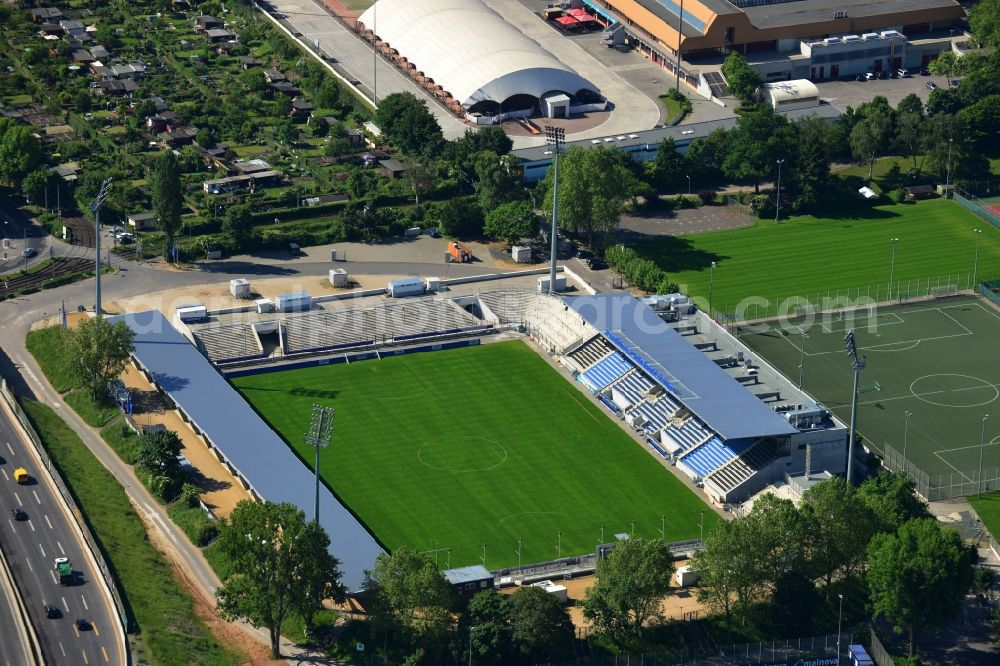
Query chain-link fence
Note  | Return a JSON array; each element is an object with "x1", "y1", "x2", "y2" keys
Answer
[{"x1": 880, "y1": 440, "x2": 1000, "y2": 502}]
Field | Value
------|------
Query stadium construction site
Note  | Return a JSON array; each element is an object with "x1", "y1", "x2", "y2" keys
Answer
[{"x1": 111, "y1": 270, "x2": 849, "y2": 590}]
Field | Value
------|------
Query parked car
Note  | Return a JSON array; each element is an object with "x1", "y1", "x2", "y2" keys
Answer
[
  {"x1": 855, "y1": 73, "x2": 866, "y2": 82},
  {"x1": 897, "y1": 68, "x2": 909, "y2": 78},
  {"x1": 920, "y1": 68, "x2": 930, "y2": 76},
  {"x1": 926, "y1": 81, "x2": 938, "y2": 90},
  {"x1": 44, "y1": 604, "x2": 60, "y2": 619},
  {"x1": 10, "y1": 507, "x2": 27, "y2": 521},
  {"x1": 864, "y1": 72, "x2": 875, "y2": 81},
  {"x1": 587, "y1": 257, "x2": 608, "y2": 270},
  {"x1": 950, "y1": 79, "x2": 960, "y2": 88},
  {"x1": 21, "y1": 247, "x2": 36, "y2": 258}
]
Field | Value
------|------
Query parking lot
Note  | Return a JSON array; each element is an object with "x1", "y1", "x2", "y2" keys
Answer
[{"x1": 815, "y1": 72, "x2": 954, "y2": 109}]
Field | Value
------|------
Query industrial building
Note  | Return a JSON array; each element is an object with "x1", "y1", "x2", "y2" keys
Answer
[
  {"x1": 584, "y1": 0, "x2": 965, "y2": 87},
  {"x1": 356, "y1": 0, "x2": 603, "y2": 123}
]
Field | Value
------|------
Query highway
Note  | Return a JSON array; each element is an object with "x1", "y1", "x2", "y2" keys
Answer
[
  {"x1": 0, "y1": 402, "x2": 124, "y2": 665},
  {"x1": 0, "y1": 544, "x2": 34, "y2": 666}
]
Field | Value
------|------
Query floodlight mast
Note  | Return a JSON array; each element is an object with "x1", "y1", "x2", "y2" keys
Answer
[
  {"x1": 305, "y1": 404, "x2": 335, "y2": 523},
  {"x1": 89, "y1": 178, "x2": 112, "y2": 317},
  {"x1": 843, "y1": 331, "x2": 866, "y2": 484},
  {"x1": 545, "y1": 126, "x2": 565, "y2": 295}
]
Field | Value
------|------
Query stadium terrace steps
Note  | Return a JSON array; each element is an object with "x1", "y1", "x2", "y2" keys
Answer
[
  {"x1": 707, "y1": 441, "x2": 776, "y2": 494},
  {"x1": 567, "y1": 335, "x2": 614, "y2": 371},
  {"x1": 193, "y1": 323, "x2": 263, "y2": 363},
  {"x1": 580, "y1": 351, "x2": 632, "y2": 391},
  {"x1": 679, "y1": 435, "x2": 736, "y2": 479},
  {"x1": 477, "y1": 290, "x2": 538, "y2": 322},
  {"x1": 613, "y1": 370, "x2": 655, "y2": 406}
]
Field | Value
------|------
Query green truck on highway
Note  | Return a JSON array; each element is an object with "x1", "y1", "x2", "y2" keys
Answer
[{"x1": 54, "y1": 557, "x2": 73, "y2": 586}]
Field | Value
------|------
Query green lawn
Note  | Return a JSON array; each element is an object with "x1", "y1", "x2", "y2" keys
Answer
[
  {"x1": 233, "y1": 341, "x2": 717, "y2": 569},
  {"x1": 19, "y1": 399, "x2": 241, "y2": 666},
  {"x1": 638, "y1": 199, "x2": 1000, "y2": 316},
  {"x1": 740, "y1": 296, "x2": 1000, "y2": 485},
  {"x1": 970, "y1": 492, "x2": 1000, "y2": 542}
]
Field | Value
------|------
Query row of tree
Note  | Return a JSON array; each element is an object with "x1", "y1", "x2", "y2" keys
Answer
[{"x1": 692, "y1": 473, "x2": 975, "y2": 657}]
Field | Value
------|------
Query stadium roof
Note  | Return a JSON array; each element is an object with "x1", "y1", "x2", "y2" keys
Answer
[
  {"x1": 358, "y1": 0, "x2": 597, "y2": 108},
  {"x1": 111, "y1": 310, "x2": 384, "y2": 591},
  {"x1": 564, "y1": 295, "x2": 798, "y2": 441}
]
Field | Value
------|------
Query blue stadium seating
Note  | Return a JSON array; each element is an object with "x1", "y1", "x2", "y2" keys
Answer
[
  {"x1": 580, "y1": 352, "x2": 631, "y2": 391},
  {"x1": 681, "y1": 436, "x2": 736, "y2": 478}
]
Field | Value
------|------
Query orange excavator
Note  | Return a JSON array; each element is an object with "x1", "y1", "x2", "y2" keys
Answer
[{"x1": 447, "y1": 242, "x2": 472, "y2": 263}]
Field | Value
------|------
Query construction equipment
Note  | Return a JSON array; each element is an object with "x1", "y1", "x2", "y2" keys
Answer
[{"x1": 446, "y1": 242, "x2": 472, "y2": 263}]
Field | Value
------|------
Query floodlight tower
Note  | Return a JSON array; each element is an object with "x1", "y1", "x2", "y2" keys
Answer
[
  {"x1": 844, "y1": 330, "x2": 866, "y2": 484},
  {"x1": 305, "y1": 404, "x2": 335, "y2": 523},
  {"x1": 89, "y1": 178, "x2": 112, "y2": 317},
  {"x1": 545, "y1": 125, "x2": 565, "y2": 295}
]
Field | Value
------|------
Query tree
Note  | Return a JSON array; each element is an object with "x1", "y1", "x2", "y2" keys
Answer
[
  {"x1": 507, "y1": 585, "x2": 574, "y2": 661},
  {"x1": 723, "y1": 104, "x2": 795, "y2": 192},
  {"x1": 692, "y1": 515, "x2": 764, "y2": 629},
  {"x1": 850, "y1": 108, "x2": 892, "y2": 182},
  {"x1": 801, "y1": 477, "x2": 876, "y2": 589},
  {"x1": 0, "y1": 119, "x2": 42, "y2": 187},
  {"x1": 273, "y1": 118, "x2": 298, "y2": 146},
  {"x1": 431, "y1": 196, "x2": 482, "y2": 238},
  {"x1": 21, "y1": 168, "x2": 54, "y2": 206},
  {"x1": 461, "y1": 590, "x2": 510, "y2": 666},
  {"x1": 136, "y1": 429, "x2": 185, "y2": 500},
  {"x1": 472, "y1": 151, "x2": 521, "y2": 212},
  {"x1": 721, "y1": 52, "x2": 762, "y2": 104},
  {"x1": 363, "y1": 546, "x2": 454, "y2": 645},
  {"x1": 867, "y1": 518, "x2": 974, "y2": 656},
  {"x1": 216, "y1": 501, "x2": 343, "y2": 658},
  {"x1": 894, "y1": 112, "x2": 924, "y2": 172},
  {"x1": 856, "y1": 472, "x2": 930, "y2": 534},
  {"x1": 222, "y1": 203, "x2": 254, "y2": 248},
  {"x1": 402, "y1": 157, "x2": 435, "y2": 209},
  {"x1": 374, "y1": 92, "x2": 444, "y2": 156},
  {"x1": 685, "y1": 128, "x2": 729, "y2": 184},
  {"x1": 896, "y1": 93, "x2": 924, "y2": 117},
  {"x1": 793, "y1": 117, "x2": 832, "y2": 211},
  {"x1": 970, "y1": 0, "x2": 1000, "y2": 48},
  {"x1": 64, "y1": 317, "x2": 135, "y2": 400},
  {"x1": 582, "y1": 538, "x2": 674, "y2": 651},
  {"x1": 151, "y1": 151, "x2": 183, "y2": 259},
  {"x1": 651, "y1": 137, "x2": 686, "y2": 192},
  {"x1": 484, "y1": 200, "x2": 537, "y2": 245},
  {"x1": 540, "y1": 146, "x2": 640, "y2": 247}
]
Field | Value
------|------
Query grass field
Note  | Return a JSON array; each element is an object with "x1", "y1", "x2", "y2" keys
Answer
[
  {"x1": 232, "y1": 341, "x2": 717, "y2": 569},
  {"x1": 739, "y1": 296, "x2": 1000, "y2": 485},
  {"x1": 637, "y1": 199, "x2": 1000, "y2": 315},
  {"x1": 969, "y1": 492, "x2": 1000, "y2": 542}
]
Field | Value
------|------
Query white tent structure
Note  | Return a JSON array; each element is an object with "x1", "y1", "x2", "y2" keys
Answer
[
  {"x1": 358, "y1": 0, "x2": 599, "y2": 116},
  {"x1": 762, "y1": 80, "x2": 820, "y2": 112}
]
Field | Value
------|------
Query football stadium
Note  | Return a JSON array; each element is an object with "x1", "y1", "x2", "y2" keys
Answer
[{"x1": 113, "y1": 284, "x2": 848, "y2": 589}]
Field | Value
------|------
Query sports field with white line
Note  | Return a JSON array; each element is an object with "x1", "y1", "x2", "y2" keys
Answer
[
  {"x1": 232, "y1": 340, "x2": 716, "y2": 568},
  {"x1": 740, "y1": 296, "x2": 1000, "y2": 484}
]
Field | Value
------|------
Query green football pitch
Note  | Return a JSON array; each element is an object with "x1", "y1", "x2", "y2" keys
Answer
[
  {"x1": 636, "y1": 199, "x2": 1000, "y2": 316},
  {"x1": 232, "y1": 341, "x2": 717, "y2": 568},
  {"x1": 739, "y1": 296, "x2": 1000, "y2": 485}
]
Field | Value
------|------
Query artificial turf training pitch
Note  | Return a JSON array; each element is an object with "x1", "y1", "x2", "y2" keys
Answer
[
  {"x1": 739, "y1": 296, "x2": 1000, "y2": 485},
  {"x1": 232, "y1": 340, "x2": 717, "y2": 569}
]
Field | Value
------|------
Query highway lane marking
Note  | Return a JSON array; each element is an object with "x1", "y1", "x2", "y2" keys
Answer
[
  {"x1": 1, "y1": 469, "x2": 7, "y2": 481},
  {"x1": 82, "y1": 649, "x2": 89, "y2": 664},
  {"x1": 32, "y1": 490, "x2": 41, "y2": 504},
  {"x1": 57, "y1": 541, "x2": 65, "y2": 555},
  {"x1": 13, "y1": 492, "x2": 21, "y2": 505},
  {"x1": 93, "y1": 623, "x2": 99, "y2": 637},
  {"x1": 5, "y1": 441, "x2": 12, "y2": 456},
  {"x1": 73, "y1": 624, "x2": 79, "y2": 638},
  {"x1": 62, "y1": 596, "x2": 68, "y2": 613},
  {"x1": 59, "y1": 642, "x2": 66, "y2": 657},
  {"x1": 25, "y1": 558, "x2": 32, "y2": 573},
  {"x1": 49, "y1": 570, "x2": 57, "y2": 584},
  {"x1": 81, "y1": 594, "x2": 88, "y2": 611},
  {"x1": 101, "y1": 646, "x2": 108, "y2": 662},
  {"x1": 44, "y1": 514, "x2": 52, "y2": 529},
  {"x1": 28, "y1": 520, "x2": 34, "y2": 532},
  {"x1": 6, "y1": 519, "x2": 14, "y2": 532},
  {"x1": 39, "y1": 543, "x2": 45, "y2": 558}
]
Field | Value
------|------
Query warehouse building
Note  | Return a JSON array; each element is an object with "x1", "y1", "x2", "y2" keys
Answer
[
  {"x1": 356, "y1": 0, "x2": 603, "y2": 123},
  {"x1": 583, "y1": 0, "x2": 964, "y2": 86}
]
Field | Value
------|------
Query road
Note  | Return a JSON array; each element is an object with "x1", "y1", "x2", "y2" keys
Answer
[
  {"x1": 0, "y1": 403, "x2": 123, "y2": 665},
  {"x1": 0, "y1": 541, "x2": 35, "y2": 666},
  {"x1": 1, "y1": 199, "x2": 51, "y2": 275}
]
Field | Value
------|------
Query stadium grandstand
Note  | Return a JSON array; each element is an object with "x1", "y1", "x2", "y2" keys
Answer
[
  {"x1": 180, "y1": 286, "x2": 847, "y2": 506},
  {"x1": 583, "y1": 0, "x2": 964, "y2": 86},
  {"x1": 355, "y1": 0, "x2": 603, "y2": 122}
]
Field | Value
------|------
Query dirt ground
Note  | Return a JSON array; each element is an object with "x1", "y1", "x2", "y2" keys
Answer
[
  {"x1": 619, "y1": 204, "x2": 755, "y2": 238},
  {"x1": 499, "y1": 559, "x2": 708, "y2": 629},
  {"x1": 120, "y1": 362, "x2": 251, "y2": 518}
]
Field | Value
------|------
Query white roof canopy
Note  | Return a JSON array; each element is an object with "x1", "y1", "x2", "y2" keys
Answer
[{"x1": 359, "y1": 0, "x2": 598, "y2": 109}]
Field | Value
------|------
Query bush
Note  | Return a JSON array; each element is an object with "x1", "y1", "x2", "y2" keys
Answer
[
  {"x1": 697, "y1": 188, "x2": 717, "y2": 205},
  {"x1": 605, "y1": 245, "x2": 678, "y2": 294},
  {"x1": 894, "y1": 188, "x2": 908, "y2": 204}
]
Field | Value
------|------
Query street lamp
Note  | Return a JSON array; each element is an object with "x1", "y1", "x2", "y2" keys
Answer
[
  {"x1": 545, "y1": 126, "x2": 565, "y2": 296},
  {"x1": 973, "y1": 228, "x2": 983, "y2": 288},
  {"x1": 775, "y1": 159, "x2": 785, "y2": 222},
  {"x1": 798, "y1": 326, "x2": 809, "y2": 388},
  {"x1": 837, "y1": 594, "x2": 844, "y2": 661},
  {"x1": 979, "y1": 414, "x2": 990, "y2": 498},
  {"x1": 686, "y1": 174, "x2": 691, "y2": 196},
  {"x1": 674, "y1": 0, "x2": 685, "y2": 91},
  {"x1": 888, "y1": 237, "x2": 899, "y2": 302},
  {"x1": 305, "y1": 404, "x2": 335, "y2": 522},
  {"x1": 903, "y1": 410, "x2": 912, "y2": 471},
  {"x1": 708, "y1": 261, "x2": 717, "y2": 320}
]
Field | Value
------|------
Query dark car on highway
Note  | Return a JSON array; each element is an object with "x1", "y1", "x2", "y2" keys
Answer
[
  {"x1": 10, "y1": 507, "x2": 27, "y2": 521},
  {"x1": 44, "y1": 604, "x2": 60, "y2": 619}
]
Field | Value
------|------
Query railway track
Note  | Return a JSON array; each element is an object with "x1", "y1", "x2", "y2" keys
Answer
[{"x1": 0, "y1": 257, "x2": 94, "y2": 295}]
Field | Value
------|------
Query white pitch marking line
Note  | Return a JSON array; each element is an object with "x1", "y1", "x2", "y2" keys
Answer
[{"x1": 44, "y1": 514, "x2": 52, "y2": 529}]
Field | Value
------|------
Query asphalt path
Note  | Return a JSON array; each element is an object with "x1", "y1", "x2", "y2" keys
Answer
[{"x1": 0, "y1": 404, "x2": 123, "y2": 665}]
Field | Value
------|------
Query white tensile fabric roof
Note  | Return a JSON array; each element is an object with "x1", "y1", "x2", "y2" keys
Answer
[
  {"x1": 359, "y1": 0, "x2": 597, "y2": 109},
  {"x1": 763, "y1": 79, "x2": 820, "y2": 103}
]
